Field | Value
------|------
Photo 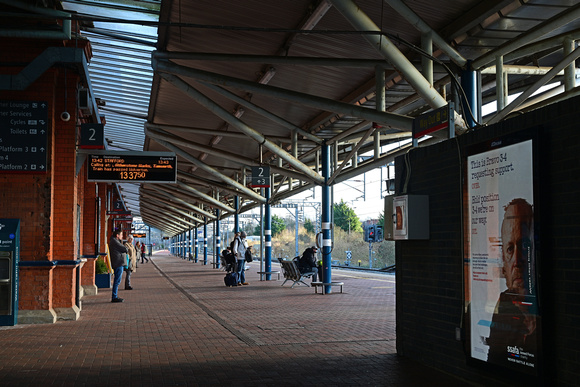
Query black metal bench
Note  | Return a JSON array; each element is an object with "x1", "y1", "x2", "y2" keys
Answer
[
  {"x1": 311, "y1": 281, "x2": 345, "y2": 294},
  {"x1": 278, "y1": 258, "x2": 316, "y2": 288},
  {"x1": 257, "y1": 270, "x2": 281, "y2": 280}
]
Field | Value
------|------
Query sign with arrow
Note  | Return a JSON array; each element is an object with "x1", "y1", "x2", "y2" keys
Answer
[
  {"x1": 250, "y1": 166, "x2": 270, "y2": 188},
  {"x1": 0, "y1": 100, "x2": 48, "y2": 173}
]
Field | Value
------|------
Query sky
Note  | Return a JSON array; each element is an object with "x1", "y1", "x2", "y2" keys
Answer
[{"x1": 283, "y1": 166, "x2": 392, "y2": 222}]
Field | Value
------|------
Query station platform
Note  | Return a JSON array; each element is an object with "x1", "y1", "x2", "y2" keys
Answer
[{"x1": 0, "y1": 250, "x2": 478, "y2": 386}]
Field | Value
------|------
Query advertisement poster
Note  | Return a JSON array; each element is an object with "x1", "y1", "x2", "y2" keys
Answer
[{"x1": 467, "y1": 139, "x2": 538, "y2": 374}]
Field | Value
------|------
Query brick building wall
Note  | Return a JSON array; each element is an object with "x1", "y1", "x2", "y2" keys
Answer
[
  {"x1": 0, "y1": 61, "x2": 59, "y2": 321},
  {"x1": 0, "y1": 36, "x2": 106, "y2": 323},
  {"x1": 395, "y1": 96, "x2": 580, "y2": 385}
]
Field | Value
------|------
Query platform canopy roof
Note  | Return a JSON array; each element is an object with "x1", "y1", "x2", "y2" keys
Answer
[{"x1": 4, "y1": 0, "x2": 580, "y2": 235}]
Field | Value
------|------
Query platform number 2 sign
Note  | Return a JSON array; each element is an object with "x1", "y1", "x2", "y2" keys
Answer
[{"x1": 251, "y1": 166, "x2": 270, "y2": 188}]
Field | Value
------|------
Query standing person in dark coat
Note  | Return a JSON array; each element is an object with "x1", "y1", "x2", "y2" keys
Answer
[{"x1": 109, "y1": 229, "x2": 127, "y2": 303}]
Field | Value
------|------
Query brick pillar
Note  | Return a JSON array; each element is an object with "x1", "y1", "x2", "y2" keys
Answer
[
  {"x1": 49, "y1": 69, "x2": 81, "y2": 321},
  {"x1": 98, "y1": 183, "x2": 109, "y2": 254},
  {"x1": 81, "y1": 178, "x2": 98, "y2": 296},
  {"x1": 17, "y1": 266, "x2": 56, "y2": 324}
]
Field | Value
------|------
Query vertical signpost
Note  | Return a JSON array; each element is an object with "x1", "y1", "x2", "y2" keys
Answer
[
  {"x1": 0, "y1": 219, "x2": 20, "y2": 326},
  {"x1": 250, "y1": 166, "x2": 270, "y2": 278}
]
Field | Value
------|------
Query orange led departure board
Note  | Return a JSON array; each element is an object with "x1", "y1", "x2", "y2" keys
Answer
[{"x1": 87, "y1": 151, "x2": 176, "y2": 183}]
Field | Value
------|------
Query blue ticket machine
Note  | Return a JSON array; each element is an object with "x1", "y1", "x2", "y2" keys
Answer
[{"x1": 0, "y1": 219, "x2": 20, "y2": 326}]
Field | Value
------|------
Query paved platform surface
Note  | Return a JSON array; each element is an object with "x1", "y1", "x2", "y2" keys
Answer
[{"x1": 0, "y1": 251, "x2": 477, "y2": 386}]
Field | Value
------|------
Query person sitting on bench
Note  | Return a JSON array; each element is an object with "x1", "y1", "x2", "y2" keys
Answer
[{"x1": 298, "y1": 246, "x2": 319, "y2": 282}]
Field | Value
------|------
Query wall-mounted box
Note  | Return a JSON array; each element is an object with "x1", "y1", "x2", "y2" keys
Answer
[
  {"x1": 78, "y1": 88, "x2": 92, "y2": 114},
  {"x1": 384, "y1": 195, "x2": 429, "y2": 240}
]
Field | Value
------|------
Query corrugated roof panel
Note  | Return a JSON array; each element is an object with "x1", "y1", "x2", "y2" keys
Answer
[
  {"x1": 62, "y1": 0, "x2": 161, "y2": 217},
  {"x1": 52, "y1": 0, "x2": 580, "y2": 233}
]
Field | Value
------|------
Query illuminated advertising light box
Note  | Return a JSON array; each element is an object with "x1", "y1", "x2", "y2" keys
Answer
[
  {"x1": 87, "y1": 151, "x2": 176, "y2": 183},
  {"x1": 464, "y1": 129, "x2": 541, "y2": 376}
]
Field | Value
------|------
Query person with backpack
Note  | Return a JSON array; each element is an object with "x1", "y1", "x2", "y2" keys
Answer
[
  {"x1": 221, "y1": 246, "x2": 236, "y2": 272},
  {"x1": 233, "y1": 231, "x2": 249, "y2": 286}
]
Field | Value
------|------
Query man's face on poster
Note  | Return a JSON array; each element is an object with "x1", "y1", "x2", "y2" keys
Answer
[{"x1": 501, "y1": 202, "x2": 533, "y2": 295}]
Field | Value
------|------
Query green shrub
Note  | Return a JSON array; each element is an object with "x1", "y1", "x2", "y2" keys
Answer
[{"x1": 95, "y1": 257, "x2": 108, "y2": 274}]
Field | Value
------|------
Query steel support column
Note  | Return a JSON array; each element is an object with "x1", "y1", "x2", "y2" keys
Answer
[
  {"x1": 215, "y1": 209, "x2": 220, "y2": 269},
  {"x1": 295, "y1": 206, "x2": 299, "y2": 258},
  {"x1": 194, "y1": 226, "x2": 199, "y2": 263},
  {"x1": 182, "y1": 232, "x2": 186, "y2": 258},
  {"x1": 234, "y1": 195, "x2": 240, "y2": 233},
  {"x1": 321, "y1": 143, "x2": 333, "y2": 293},
  {"x1": 496, "y1": 56, "x2": 506, "y2": 111},
  {"x1": 188, "y1": 228, "x2": 192, "y2": 260},
  {"x1": 181, "y1": 232, "x2": 184, "y2": 258},
  {"x1": 461, "y1": 61, "x2": 478, "y2": 129},
  {"x1": 180, "y1": 233, "x2": 183, "y2": 258},
  {"x1": 264, "y1": 187, "x2": 272, "y2": 280},
  {"x1": 174, "y1": 235, "x2": 178, "y2": 257},
  {"x1": 203, "y1": 220, "x2": 208, "y2": 265},
  {"x1": 421, "y1": 32, "x2": 433, "y2": 86},
  {"x1": 564, "y1": 38, "x2": 576, "y2": 91}
]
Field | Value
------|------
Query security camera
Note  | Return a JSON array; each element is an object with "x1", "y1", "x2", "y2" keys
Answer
[{"x1": 60, "y1": 111, "x2": 71, "y2": 122}]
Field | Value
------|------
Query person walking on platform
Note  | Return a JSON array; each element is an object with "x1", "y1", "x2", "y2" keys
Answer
[
  {"x1": 138, "y1": 241, "x2": 148, "y2": 264},
  {"x1": 233, "y1": 231, "x2": 249, "y2": 286},
  {"x1": 123, "y1": 235, "x2": 137, "y2": 290},
  {"x1": 109, "y1": 229, "x2": 127, "y2": 303},
  {"x1": 141, "y1": 242, "x2": 147, "y2": 263}
]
